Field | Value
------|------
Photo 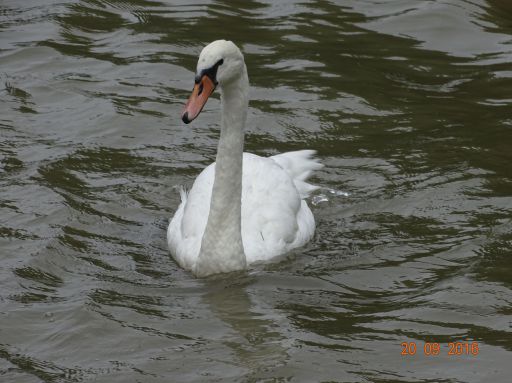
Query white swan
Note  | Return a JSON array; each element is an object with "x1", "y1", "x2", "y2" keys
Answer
[{"x1": 167, "y1": 40, "x2": 322, "y2": 277}]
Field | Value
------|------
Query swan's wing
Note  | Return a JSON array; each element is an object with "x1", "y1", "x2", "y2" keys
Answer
[
  {"x1": 270, "y1": 150, "x2": 323, "y2": 198},
  {"x1": 167, "y1": 164, "x2": 214, "y2": 270},
  {"x1": 167, "y1": 190, "x2": 187, "y2": 266},
  {"x1": 240, "y1": 153, "x2": 317, "y2": 263}
]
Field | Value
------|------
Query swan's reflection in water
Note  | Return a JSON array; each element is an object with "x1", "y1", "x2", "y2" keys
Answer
[{"x1": 202, "y1": 273, "x2": 289, "y2": 377}]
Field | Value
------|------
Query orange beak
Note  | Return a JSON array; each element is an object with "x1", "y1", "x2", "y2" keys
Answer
[{"x1": 182, "y1": 75, "x2": 216, "y2": 124}]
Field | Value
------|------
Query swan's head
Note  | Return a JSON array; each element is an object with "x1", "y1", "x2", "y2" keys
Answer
[{"x1": 182, "y1": 40, "x2": 245, "y2": 124}]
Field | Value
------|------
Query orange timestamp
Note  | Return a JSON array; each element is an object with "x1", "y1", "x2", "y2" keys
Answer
[{"x1": 401, "y1": 341, "x2": 479, "y2": 356}]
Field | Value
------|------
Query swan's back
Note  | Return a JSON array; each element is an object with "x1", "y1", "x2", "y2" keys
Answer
[{"x1": 167, "y1": 150, "x2": 322, "y2": 269}]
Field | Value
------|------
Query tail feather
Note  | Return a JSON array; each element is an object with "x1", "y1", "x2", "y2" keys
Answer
[{"x1": 271, "y1": 150, "x2": 323, "y2": 198}]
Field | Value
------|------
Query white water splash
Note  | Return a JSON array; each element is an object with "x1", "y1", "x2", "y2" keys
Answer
[{"x1": 312, "y1": 188, "x2": 350, "y2": 206}]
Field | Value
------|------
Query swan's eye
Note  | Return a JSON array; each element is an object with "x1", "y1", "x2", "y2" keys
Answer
[{"x1": 195, "y1": 58, "x2": 225, "y2": 85}]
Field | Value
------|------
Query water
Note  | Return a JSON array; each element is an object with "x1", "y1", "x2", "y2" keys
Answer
[{"x1": 1, "y1": 0, "x2": 511, "y2": 381}]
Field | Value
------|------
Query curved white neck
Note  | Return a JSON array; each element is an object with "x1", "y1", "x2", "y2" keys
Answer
[{"x1": 194, "y1": 65, "x2": 249, "y2": 277}]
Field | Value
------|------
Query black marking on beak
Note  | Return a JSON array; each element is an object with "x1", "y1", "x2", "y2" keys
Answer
[
  {"x1": 194, "y1": 58, "x2": 224, "y2": 84},
  {"x1": 182, "y1": 111, "x2": 190, "y2": 124}
]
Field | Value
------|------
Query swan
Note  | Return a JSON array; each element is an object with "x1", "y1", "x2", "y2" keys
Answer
[{"x1": 167, "y1": 40, "x2": 322, "y2": 277}]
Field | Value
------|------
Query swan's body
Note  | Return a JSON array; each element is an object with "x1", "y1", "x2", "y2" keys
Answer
[
  {"x1": 167, "y1": 40, "x2": 322, "y2": 277},
  {"x1": 168, "y1": 151, "x2": 321, "y2": 272}
]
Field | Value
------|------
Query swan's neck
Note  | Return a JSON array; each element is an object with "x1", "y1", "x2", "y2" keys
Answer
[{"x1": 195, "y1": 66, "x2": 249, "y2": 277}]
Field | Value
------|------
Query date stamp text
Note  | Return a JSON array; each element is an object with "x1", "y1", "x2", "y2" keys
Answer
[{"x1": 401, "y1": 341, "x2": 479, "y2": 356}]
